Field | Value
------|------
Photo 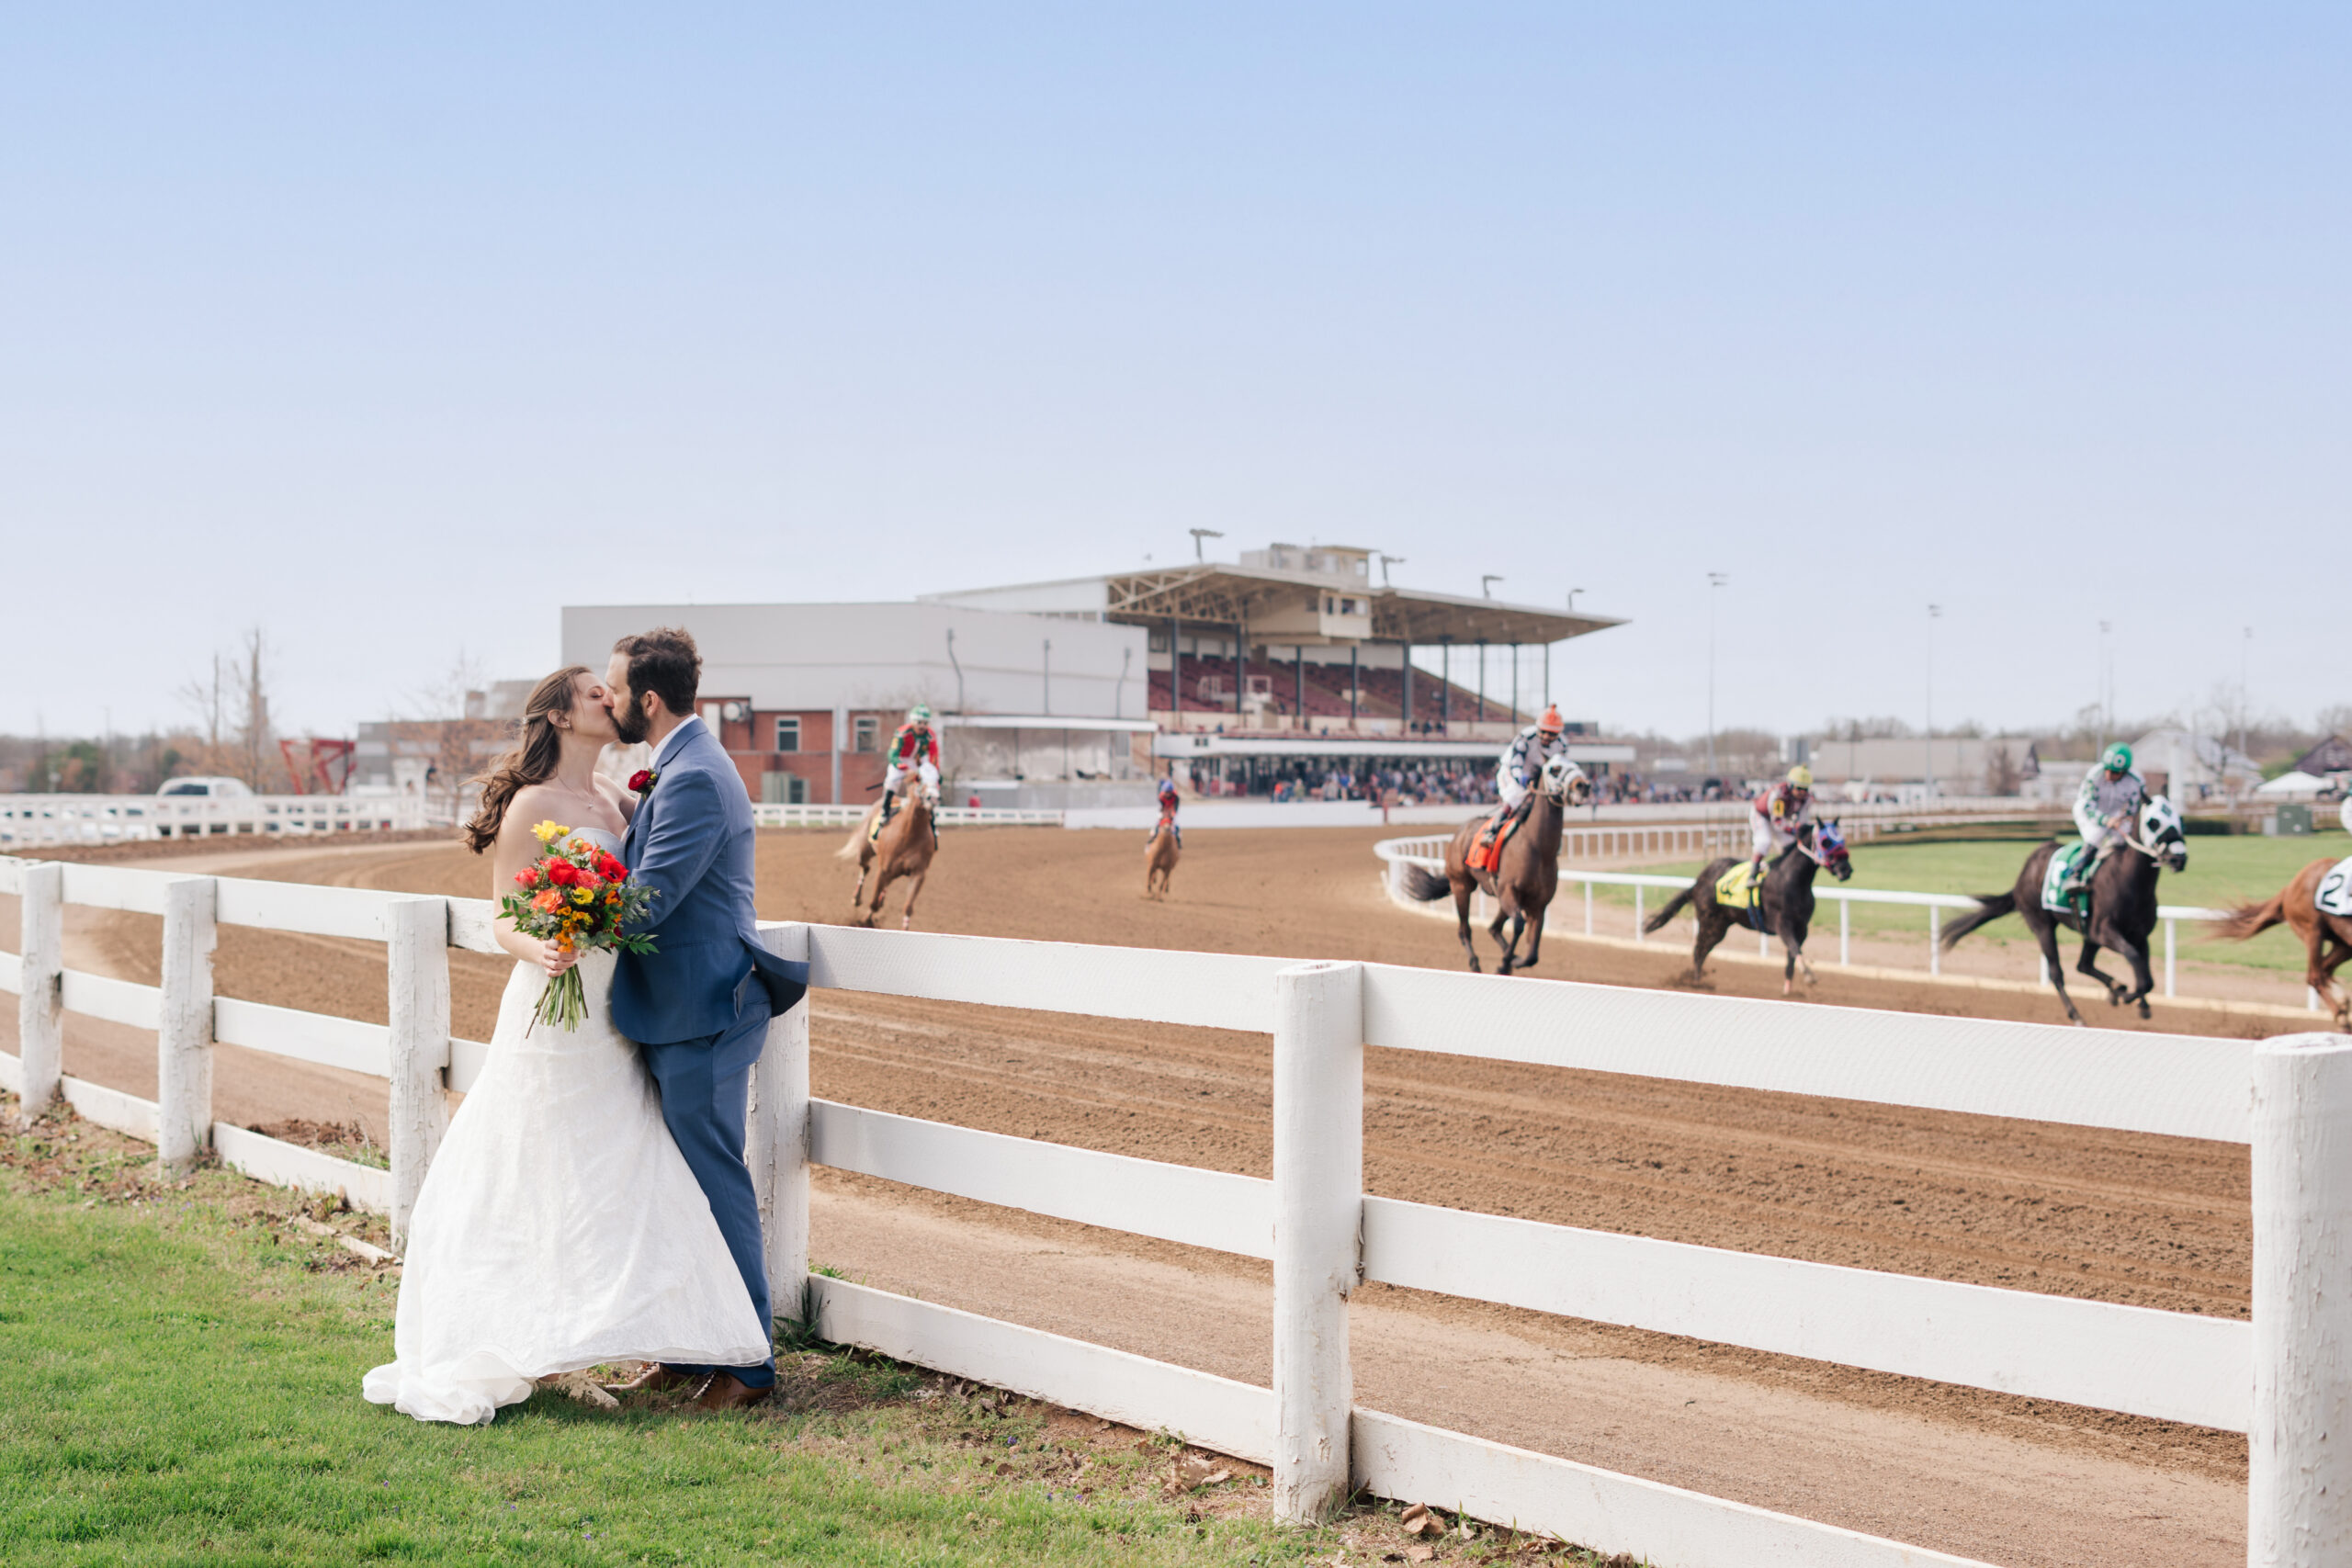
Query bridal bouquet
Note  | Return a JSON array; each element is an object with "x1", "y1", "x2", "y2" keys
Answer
[{"x1": 500, "y1": 820, "x2": 659, "y2": 1032}]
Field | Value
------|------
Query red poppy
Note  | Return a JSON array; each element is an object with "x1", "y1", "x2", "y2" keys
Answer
[
  {"x1": 595, "y1": 852, "x2": 627, "y2": 881},
  {"x1": 546, "y1": 861, "x2": 578, "y2": 887}
]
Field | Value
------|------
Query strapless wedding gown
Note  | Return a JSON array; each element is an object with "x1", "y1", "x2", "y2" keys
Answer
[{"x1": 362, "y1": 829, "x2": 769, "y2": 1426}]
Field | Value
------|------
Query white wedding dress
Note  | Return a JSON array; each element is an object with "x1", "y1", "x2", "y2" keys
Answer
[{"x1": 363, "y1": 829, "x2": 770, "y2": 1426}]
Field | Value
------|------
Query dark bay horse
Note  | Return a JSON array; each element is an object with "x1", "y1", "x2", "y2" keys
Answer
[
  {"x1": 1939, "y1": 796, "x2": 2188, "y2": 1024},
  {"x1": 836, "y1": 774, "x2": 939, "y2": 929},
  {"x1": 2213, "y1": 857, "x2": 2352, "y2": 1031},
  {"x1": 1641, "y1": 820, "x2": 1852, "y2": 993},
  {"x1": 1399, "y1": 754, "x2": 1591, "y2": 975}
]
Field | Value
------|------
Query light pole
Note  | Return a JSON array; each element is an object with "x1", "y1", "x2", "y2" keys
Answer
[
  {"x1": 1377, "y1": 554, "x2": 1406, "y2": 586},
  {"x1": 1925, "y1": 604, "x2": 1941, "y2": 797},
  {"x1": 1480, "y1": 575, "x2": 1503, "y2": 598},
  {"x1": 1189, "y1": 528, "x2": 1223, "y2": 562},
  {"x1": 2098, "y1": 621, "x2": 2113, "y2": 750},
  {"x1": 2239, "y1": 626, "x2": 2253, "y2": 777},
  {"x1": 1706, "y1": 573, "x2": 1729, "y2": 784}
]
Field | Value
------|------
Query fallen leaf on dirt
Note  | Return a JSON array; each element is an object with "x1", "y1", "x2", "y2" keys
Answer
[
  {"x1": 1176, "y1": 1457, "x2": 1223, "y2": 1489},
  {"x1": 1399, "y1": 1504, "x2": 1435, "y2": 1535},
  {"x1": 1406, "y1": 1548, "x2": 1435, "y2": 1563}
]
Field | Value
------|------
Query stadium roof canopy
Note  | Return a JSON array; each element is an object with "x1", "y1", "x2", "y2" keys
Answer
[{"x1": 927, "y1": 550, "x2": 1623, "y2": 649}]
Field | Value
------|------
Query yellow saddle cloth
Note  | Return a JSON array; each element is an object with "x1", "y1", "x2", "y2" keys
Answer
[{"x1": 1713, "y1": 860, "x2": 1762, "y2": 911}]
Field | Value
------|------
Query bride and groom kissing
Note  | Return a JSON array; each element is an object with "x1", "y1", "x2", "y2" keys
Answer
[{"x1": 364, "y1": 626, "x2": 808, "y2": 1425}]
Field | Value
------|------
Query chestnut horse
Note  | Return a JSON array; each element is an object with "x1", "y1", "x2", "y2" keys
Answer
[
  {"x1": 1144, "y1": 820, "x2": 1180, "y2": 898},
  {"x1": 2213, "y1": 858, "x2": 2352, "y2": 1031},
  {"x1": 1398, "y1": 754, "x2": 1591, "y2": 975},
  {"x1": 836, "y1": 774, "x2": 937, "y2": 929}
]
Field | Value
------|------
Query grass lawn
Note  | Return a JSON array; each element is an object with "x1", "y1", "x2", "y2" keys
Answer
[
  {"x1": 1595, "y1": 829, "x2": 2348, "y2": 975},
  {"x1": 0, "y1": 1099, "x2": 1632, "y2": 1566}
]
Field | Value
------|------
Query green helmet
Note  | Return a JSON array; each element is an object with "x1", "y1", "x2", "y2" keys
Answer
[
  {"x1": 908, "y1": 704, "x2": 933, "y2": 725},
  {"x1": 2100, "y1": 742, "x2": 2132, "y2": 773}
]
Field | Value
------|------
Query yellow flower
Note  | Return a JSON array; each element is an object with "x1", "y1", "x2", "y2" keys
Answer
[
  {"x1": 532, "y1": 820, "x2": 569, "y2": 844},
  {"x1": 571, "y1": 887, "x2": 594, "y2": 906}
]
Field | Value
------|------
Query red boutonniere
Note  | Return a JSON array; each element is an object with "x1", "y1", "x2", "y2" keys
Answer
[{"x1": 628, "y1": 769, "x2": 659, "y2": 795}]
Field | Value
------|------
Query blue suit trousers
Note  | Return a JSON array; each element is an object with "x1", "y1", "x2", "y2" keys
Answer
[{"x1": 641, "y1": 997, "x2": 776, "y2": 1388}]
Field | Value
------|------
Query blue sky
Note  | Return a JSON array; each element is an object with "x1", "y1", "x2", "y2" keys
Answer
[{"x1": 6, "y1": 5, "x2": 2342, "y2": 740}]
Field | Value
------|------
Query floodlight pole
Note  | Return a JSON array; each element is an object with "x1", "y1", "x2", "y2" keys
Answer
[
  {"x1": 1190, "y1": 527, "x2": 1224, "y2": 563},
  {"x1": 1706, "y1": 573, "x2": 1728, "y2": 783},
  {"x1": 1926, "y1": 605, "x2": 1941, "y2": 798}
]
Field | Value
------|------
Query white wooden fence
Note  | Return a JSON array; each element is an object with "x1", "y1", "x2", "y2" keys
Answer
[
  {"x1": 5, "y1": 851, "x2": 2346, "y2": 1564},
  {"x1": 0, "y1": 793, "x2": 435, "y2": 846},
  {"x1": 750, "y1": 802, "x2": 1065, "y2": 829},
  {"x1": 1372, "y1": 836, "x2": 2267, "y2": 1006}
]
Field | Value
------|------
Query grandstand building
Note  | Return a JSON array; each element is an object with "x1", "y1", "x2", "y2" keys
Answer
[{"x1": 562, "y1": 545, "x2": 1631, "y2": 807}]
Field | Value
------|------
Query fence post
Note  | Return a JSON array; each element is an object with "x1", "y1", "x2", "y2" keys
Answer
[
  {"x1": 16, "y1": 861, "x2": 62, "y2": 1122},
  {"x1": 750, "y1": 922, "x2": 811, "y2": 1322},
  {"x1": 2165, "y1": 918, "x2": 2176, "y2": 998},
  {"x1": 1272, "y1": 960, "x2": 1363, "y2": 1526},
  {"x1": 387, "y1": 898, "x2": 451, "y2": 1249},
  {"x1": 1584, "y1": 880, "x2": 1593, "y2": 936},
  {"x1": 2251, "y1": 1033, "x2": 2352, "y2": 1564},
  {"x1": 155, "y1": 877, "x2": 217, "y2": 1176},
  {"x1": 1838, "y1": 899, "x2": 1849, "y2": 967},
  {"x1": 1634, "y1": 885, "x2": 1645, "y2": 942},
  {"x1": 1928, "y1": 907, "x2": 1941, "y2": 977}
]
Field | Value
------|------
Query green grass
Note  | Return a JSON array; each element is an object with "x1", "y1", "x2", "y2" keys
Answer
[
  {"x1": 1598, "y1": 829, "x2": 2348, "y2": 975},
  {"x1": 0, "y1": 1107, "x2": 1642, "y2": 1566}
]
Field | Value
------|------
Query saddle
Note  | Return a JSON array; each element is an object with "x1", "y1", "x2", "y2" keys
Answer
[
  {"x1": 2041, "y1": 843, "x2": 2091, "y2": 917},
  {"x1": 1713, "y1": 862, "x2": 1770, "y2": 931},
  {"x1": 1468, "y1": 797, "x2": 1532, "y2": 874},
  {"x1": 2318, "y1": 855, "x2": 2352, "y2": 918}
]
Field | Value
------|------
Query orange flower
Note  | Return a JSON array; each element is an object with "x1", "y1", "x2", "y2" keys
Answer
[{"x1": 532, "y1": 888, "x2": 563, "y2": 913}]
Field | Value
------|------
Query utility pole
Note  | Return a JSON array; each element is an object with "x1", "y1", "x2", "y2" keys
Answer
[
  {"x1": 1480, "y1": 575, "x2": 1503, "y2": 599},
  {"x1": 2239, "y1": 626, "x2": 2253, "y2": 777},
  {"x1": 2098, "y1": 622, "x2": 2113, "y2": 750},
  {"x1": 1706, "y1": 573, "x2": 1729, "y2": 784},
  {"x1": 1926, "y1": 604, "x2": 1941, "y2": 797},
  {"x1": 1189, "y1": 528, "x2": 1223, "y2": 562},
  {"x1": 1377, "y1": 554, "x2": 1406, "y2": 586}
]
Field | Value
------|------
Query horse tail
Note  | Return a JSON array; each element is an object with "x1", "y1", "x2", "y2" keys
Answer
[
  {"x1": 2212, "y1": 891, "x2": 2289, "y2": 943},
  {"x1": 1939, "y1": 891, "x2": 2016, "y2": 952},
  {"x1": 834, "y1": 812, "x2": 875, "y2": 862},
  {"x1": 1400, "y1": 865, "x2": 1453, "y2": 903},
  {"x1": 1642, "y1": 883, "x2": 1696, "y2": 934}
]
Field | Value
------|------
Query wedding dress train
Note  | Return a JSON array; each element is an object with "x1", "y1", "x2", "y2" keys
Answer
[{"x1": 362, "y1": 829, "x2": 769, "y2": 1425}]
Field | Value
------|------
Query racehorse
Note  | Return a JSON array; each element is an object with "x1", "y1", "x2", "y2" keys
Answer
[
  {"x1": 1398, "y1": 754, "x2": 1592, "y2": 975},
  {"x1": 1939, "y1": 796, "x2": 2188, "y2": 1024},
  {"x1": 835, "y1": 773, "x2": 938, "y2": 930},
  {"x1": 1641, "y1": 820, "x2": 1852, "y2": 994},
  {"x1": 2212, "y1": 858, "x2": 2352, "y2": 1031},
  {"x1": 1144, "y1": 819, "x2": 1180, "y2": 898}
]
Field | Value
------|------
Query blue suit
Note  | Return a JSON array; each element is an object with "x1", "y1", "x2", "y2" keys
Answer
[{"x1": 614, "y1": 718, "x2": 807, "y2": 1388}]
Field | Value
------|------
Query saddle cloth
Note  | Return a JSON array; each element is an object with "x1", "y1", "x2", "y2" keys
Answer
[
  {"x1": 1713, "y1": 862, "x2": 1770, "y2": 930},
  {"x1": 2318, "y1": 856, "x2": 2352, "y2": 918},
  {"x1": 2041, "y1": 842, "x2": 2090, "y2": 916}
]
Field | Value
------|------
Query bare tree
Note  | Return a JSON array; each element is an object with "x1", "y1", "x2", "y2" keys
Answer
[{"x1": 233, "y1": 626, "x2": 279, "y2": 790}]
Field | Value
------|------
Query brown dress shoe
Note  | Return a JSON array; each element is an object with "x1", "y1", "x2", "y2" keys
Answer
[
  {"x1": 603, "y1": 1362, "x2": 703, "y2": 1396},
  {"x1": 694, "y1": 1373, "x2": 773, "y2": 1412}
]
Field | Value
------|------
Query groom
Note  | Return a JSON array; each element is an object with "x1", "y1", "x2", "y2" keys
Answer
[{"x1": 601, "y1": 626, "x2": 808, "y2": 1411}]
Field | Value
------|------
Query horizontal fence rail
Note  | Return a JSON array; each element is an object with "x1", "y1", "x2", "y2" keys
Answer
[
  {"x1": 0, "y1": 793, "x2": 436, "y2": 845},
  {"x1": 3, "y1": 850, "x2": 2335, "y2": 1566},
  {"x1": 751, "y1": 802, "x2": 1066, "y2": 829}
]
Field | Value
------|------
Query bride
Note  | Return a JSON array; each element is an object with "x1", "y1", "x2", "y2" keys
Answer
[{"x1": 363, "y1": 665, "x2": 771, "y2": 1426}]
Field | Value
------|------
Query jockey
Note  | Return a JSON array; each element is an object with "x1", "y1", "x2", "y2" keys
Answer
[
  {"x1": 2065, "y1": 742, "x2": 2146, "y2": 896},
  {"x1": 876, "y1": 704, "x2": 941, "y2": 828},
  {"x1": 1470, "y1": 706, "x2": 1568, "y2": 871},
  {"x1": 1749, "y1": 765, "x2": 1816, "y2": 874},
  {"x1": 1149, "y1": 777, "x2": 1182, "y2": 850}
]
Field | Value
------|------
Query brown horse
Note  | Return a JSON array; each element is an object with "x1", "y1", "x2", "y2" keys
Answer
[
  {"x1": 1144, "y1": 820, "x2": 1180, "y2": 898},
  {"x1": 836, "y1": 775, "x2": 937, "y2": 929},
  {"x1": 2213, "y1": 857, "x2": 2352, "y2": 1031},
  {"x1": 1398, "y1": 755, "x2": 1591, "y2": 975}
]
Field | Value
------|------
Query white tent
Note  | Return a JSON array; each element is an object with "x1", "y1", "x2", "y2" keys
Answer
[{"x1": 2256, "y1": 771, "x2": 2328, "y2": 799}]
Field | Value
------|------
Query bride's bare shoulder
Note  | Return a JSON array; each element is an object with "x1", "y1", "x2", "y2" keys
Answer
[
  {"x1": 496, "y1": 784, "x2": 569, "y2": 845},
  {"x1": 592, "y1": 771, "x2": 638, "y2": 824}
]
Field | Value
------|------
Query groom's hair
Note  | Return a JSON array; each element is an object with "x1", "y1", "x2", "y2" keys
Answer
[{"x1": 613, "y1": 626, "x2": 701, "y2": 718}]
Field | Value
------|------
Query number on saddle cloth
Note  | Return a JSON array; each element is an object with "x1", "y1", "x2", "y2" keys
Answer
[
  {"x1": 1712, "y1": 861, "x2": 1770, "y2": 930},
  {"x1": 2318, "y1": 855, "x2": 2352, "y2": 919},
  {"x1": 2041, "y1": 843, "x2": 2091, "y2": 916}
]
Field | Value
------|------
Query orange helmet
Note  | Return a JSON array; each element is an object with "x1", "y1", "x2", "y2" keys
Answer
[{"x1": 1538, "y1": 706, "x2": 1563, "y2": 734}]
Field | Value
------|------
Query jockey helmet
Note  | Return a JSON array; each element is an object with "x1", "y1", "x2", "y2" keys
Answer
[
  {"x1": 908, "y1": 704, "x2": 933, "y2": 726},
  {"x1": 1538, "y1": 705, "x2": 1563, "y2": 735},
  {"x1": 1157, "y1": 776, "x2": 1177, "y2": 798},
  {"x1": 2100, "y1": 741, "x2": 2132, "y2": 774},
  {"x1": 1785, "y1": 764, "x2": 1814, "y2": 790}
]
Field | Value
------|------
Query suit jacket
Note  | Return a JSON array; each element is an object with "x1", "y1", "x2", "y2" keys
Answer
[{"x1": 610, "y1": 721, "x2": 808, "y2": 1046}]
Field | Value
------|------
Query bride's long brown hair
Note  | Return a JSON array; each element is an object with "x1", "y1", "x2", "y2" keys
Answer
[{"x1": 462, "y1": 665, "x2": 593, "y2": 853}]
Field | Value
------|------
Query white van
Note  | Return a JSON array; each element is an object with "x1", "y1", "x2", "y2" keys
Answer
[{"x1": 157, "y1": 777, "x2": 255, "y2": 799}]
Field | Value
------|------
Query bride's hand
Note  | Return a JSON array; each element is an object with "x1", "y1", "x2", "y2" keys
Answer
[{"x1": 536, "y1": 940, "x2": 582, "y2": 977}]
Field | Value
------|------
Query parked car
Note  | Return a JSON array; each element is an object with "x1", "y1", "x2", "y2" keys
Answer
[{"x1": 157, "y1": 777, "x2": 254, "y2": 799}]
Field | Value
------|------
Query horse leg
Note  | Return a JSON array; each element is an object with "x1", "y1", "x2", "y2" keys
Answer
[
  {"x1": 865, "y1": 865, "x2": 897, "y2": 929},
  {"x1": 1452, "y1": 880, "x2": 1481, "y2": 973},
  {"x1": 1690, "y1": 908, "x2": 1726, "y2": 984},
  {"x1": 2075, "y1": 938, "x2": 2126, "y2": 1008},
  {"x1": 2322, "y1": 934, "x2": 2352, "y2": 1031},
  {"x1": 1519, "y1": 905, "x2": 1547, "y2": 971},
  {"x1": 849, "y1": 847, "x2": 873, "y2": 910},
  {"x1": 899, "y1": 867, "x2": 928, "y2": 931},
  {"x1": 1497, "y1": 910, "x2": 1527, "y2": 976}
]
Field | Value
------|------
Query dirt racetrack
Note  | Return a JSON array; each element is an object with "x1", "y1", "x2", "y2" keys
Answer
[{"x1": 5, "y1": 824, "x2": 2266, "y2": 1565}]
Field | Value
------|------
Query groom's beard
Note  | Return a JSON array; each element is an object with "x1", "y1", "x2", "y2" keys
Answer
[{"x1": 610, "y1": 694, "x2": 650, "y2": 745}]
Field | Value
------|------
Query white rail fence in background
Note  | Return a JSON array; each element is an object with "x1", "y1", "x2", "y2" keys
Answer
[
  {"x1": 3, "y1": 852, "x2": 2343, "y2": 1564},
  {"x1": 0, "y1": 793, "x2": 437, "y2": 846},
  {"x1": 751, "y1": 802, "x2": 1065, "y2": 829},
  {"x1": 1371, "y1": 836, "x2": 2269, "y2": 1007}
]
